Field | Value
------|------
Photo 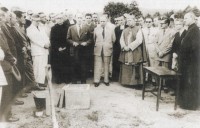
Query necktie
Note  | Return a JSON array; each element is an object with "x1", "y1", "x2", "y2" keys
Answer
[
  {"x1": 102, "y1": 27, "x2": 105, "y2": 39},
  {"x1": 163, "y1": 29, "x2": 165, "y2": 35},
  {"x1": 78, "y1": 25, "x2": 82, "y2": 37},
  {"x1": 36, "y1": 26, "x2": 40, "y2": 31}
]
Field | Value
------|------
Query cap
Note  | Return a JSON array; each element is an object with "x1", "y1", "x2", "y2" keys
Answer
[{"x1": 32, "y1": 14, "x2": 40, "y2": 21}]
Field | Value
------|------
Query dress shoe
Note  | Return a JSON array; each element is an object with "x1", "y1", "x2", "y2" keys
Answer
[
  {"x1": 72, "y1": 81, "x2": 77, "y2": 84},
  {"x1": 94, "y1": 83, "x2": 99, "y2": 87},
  {"x1": 15, "y1": 100, "x2": 24, "y2": 105},
  {"x1": 104, "y1": 82, "x2": 110, "y2": 86},
  {"x1": 39, "y1": 83, "x2": 47, "y2": 87},
  {"x1": 32, "y1": 85, "x2": 45, "y2": 91},
  {"x1": 7, "y1": 117, "x2": 19, "y2": 122},
  {"x1": 20, "y1": 93, "x2": 28, "y2": 98}
]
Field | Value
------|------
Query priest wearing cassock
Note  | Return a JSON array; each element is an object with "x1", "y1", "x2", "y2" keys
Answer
[{"x1": 119, "y1": 15, "x2": 147, "y2": 86}]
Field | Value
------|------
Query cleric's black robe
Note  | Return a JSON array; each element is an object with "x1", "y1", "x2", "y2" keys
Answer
[
  {"x1": 179, "y1": 24, "x2": 200, "y2": 110},
  {"x1": 112, "y1": 25, "x2": 127, "y2": 81},
  {"x1": 50, "y1": 23, "x2": 70, "y2": 83}
]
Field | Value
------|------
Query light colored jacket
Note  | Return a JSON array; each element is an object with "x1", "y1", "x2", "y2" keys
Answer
[
  {"x1": 154, "y1": 28, "x2": 176, "y2": 62},
  {"x1": 94, "y1": 24, "x2": 116, "y2": 56},
  {"x1": 27, "y1": 24, "x2": 50, "y2": 56}
]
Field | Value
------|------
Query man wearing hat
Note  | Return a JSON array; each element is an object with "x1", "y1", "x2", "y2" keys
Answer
[{"x1": 27, "y1": 14, "x2": 50, "y2": 87}]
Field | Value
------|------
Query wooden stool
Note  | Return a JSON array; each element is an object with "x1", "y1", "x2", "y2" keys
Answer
[{"x1": 142, "y1": 67, "x2": 181, "y2": 111}]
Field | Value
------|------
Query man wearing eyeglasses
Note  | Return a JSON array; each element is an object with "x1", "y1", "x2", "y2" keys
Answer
[
  {"x1": 142, "y1": 16, "x2": 158, "y2": 67},
  {"x1": 153, "y1": 16, "x2": 176, "y2": 68}
]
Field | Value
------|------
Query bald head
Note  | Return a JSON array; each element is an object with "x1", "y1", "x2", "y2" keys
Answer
[
  {"x1": 76, "y1": 13, "x2": 83, "y2": 25},
  {"x1": 99, "y1": 15, "x2": 108, "y2": 27},
  {"x1": 184, "y1": 12, "x2": 196, "y2": 26}
]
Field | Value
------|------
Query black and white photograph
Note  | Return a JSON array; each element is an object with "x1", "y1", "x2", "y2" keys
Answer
[{"x1": 0, "y1": 0, "x2": 200, "y2": 127}]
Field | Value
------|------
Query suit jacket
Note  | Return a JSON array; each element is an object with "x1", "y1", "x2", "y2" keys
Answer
[
  {"x1": 1, "y1": 24, "x2": 17, "y2": 58},
  {"x1": 67, "y1": 24, "x2": 92, "y2": 57},
  {"x1": 0, "y1": 30, "x2": 14, "y2": 74},
  {"x1": 27, "y1": 24, "x2": 50, "y2": 56},
  {"x1": 93, "y1": 24, "x2": 116, "y2": 56},
  {"x1": 154, "y1": 28, "x2": 176, "y2": 62},
  {"x1": 13, "y1": 25, "x2": 31, "y2": 60}
]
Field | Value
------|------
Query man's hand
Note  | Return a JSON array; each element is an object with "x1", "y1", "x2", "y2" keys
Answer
[
  {"x1": 22, "y1": 47, "x2": 27, "y2": 53},
  {"x1": 81, "y1": 42, "x2": 87, "y2": 46},
  {"x1": 58, "y1": 47, "x2": 66, "y2": 52},
  {"x1": 123, "y1": 46, "x2": 129, "y2": 51},
  {"x1": 73, "y1": 42, "x2": 79, "y2": 47},
  {"x1": 173, "y1": 53, "x2": 178, "y2": 58},
  {"x1": 44, "y1": 43, "x2": 50, "y2": 49},
  {"x1": 13, "y1": 57, "x2": 17, "y2": 65},
  {"x1": 158, "y1": 52, "x2": 164, "y2": 58}
]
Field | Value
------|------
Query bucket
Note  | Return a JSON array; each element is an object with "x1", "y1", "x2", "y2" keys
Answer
[
  {"x1": 33, "y1": 97, "x2": 46, "y2": 110},
  {"x1": 32, "y1": 91, "x2": 47, "y2": 111}
]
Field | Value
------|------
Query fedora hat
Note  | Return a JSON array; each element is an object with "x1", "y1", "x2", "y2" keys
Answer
[{"x1": 11, "y1": 65, "x2": 21, "y2": 81}]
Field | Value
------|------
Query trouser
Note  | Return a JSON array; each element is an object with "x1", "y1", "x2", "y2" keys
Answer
[
  {"x1": 0, "y1": 73, "x2": 13, "y2": 121},
  {"x1": 94, "y1": 55, "x2": 111, "y2": 83},
  {"x1": 70, "y1": 55, "x2": 87, "y2": 83},
  {"x1": 32, "y1": 55, "x2": 48, "y2": 84}
]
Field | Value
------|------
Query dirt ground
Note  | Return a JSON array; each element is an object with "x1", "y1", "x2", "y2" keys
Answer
[{"x1": 2, "y1": 79, "x2": 200, "y2": 128}]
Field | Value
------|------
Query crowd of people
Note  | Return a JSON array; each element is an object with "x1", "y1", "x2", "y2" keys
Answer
[{"x1": 0, "y1": 3, "x2": 200, "y2": 123}]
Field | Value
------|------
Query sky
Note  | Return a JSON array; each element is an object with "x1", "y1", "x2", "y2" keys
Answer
[{"x1": 1, "y1": 0, "x2": 200, "y2": 14}]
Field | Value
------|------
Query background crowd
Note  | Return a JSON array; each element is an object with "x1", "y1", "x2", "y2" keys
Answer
[{"x1": 0, "y1": 2, "x2": 200, "y2": 123}]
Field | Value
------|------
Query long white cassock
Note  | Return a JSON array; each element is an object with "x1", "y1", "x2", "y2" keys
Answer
[{"x1": 27, "y1": 24, "x2": 50, "y2": 84}]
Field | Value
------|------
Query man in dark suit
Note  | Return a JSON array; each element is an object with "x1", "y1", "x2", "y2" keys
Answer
[
  {"x1": 67, "y1": 13, "x2": 92, "y2": 84},
  {"x1": 112, "y1": 15, "x2": 127, "y2": 81},
  {"x1": 0, "y1": 9, "x2": 19, "y2": 122},
  {"x1": 179, "y1": 12, "x2": 200, "y2": 110}
]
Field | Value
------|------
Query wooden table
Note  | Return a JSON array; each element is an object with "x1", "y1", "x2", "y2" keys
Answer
[{"x1": 142, "y1": 66, "x2": 181, "y2": 111}]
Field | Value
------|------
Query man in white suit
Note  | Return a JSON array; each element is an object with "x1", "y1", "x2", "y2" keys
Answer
[
  {"x1": 26, "y1": 14, "x2": 50, "y2": 86},
  {"x1": 93, "y1": 15, "x2": 116, "y2": 87}
]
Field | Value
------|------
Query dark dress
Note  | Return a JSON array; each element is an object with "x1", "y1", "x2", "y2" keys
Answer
[
  {"x1": 179, "y1": 24, "x2": 200, "y2": 110},
  {"x1": 50, "y1": 23, "x2": 70, "y2": 84}
]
